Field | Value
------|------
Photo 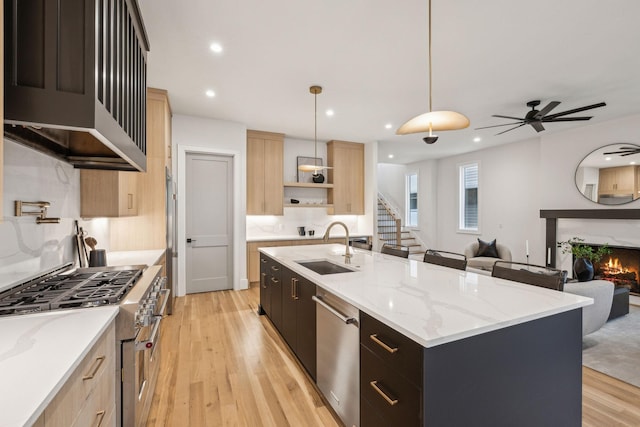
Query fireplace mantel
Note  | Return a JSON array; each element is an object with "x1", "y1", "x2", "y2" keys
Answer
[{"x1": 540, "y1": 209, "x2": 640, "y2": 267}]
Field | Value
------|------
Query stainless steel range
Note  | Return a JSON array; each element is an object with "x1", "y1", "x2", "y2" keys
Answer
[{"x1": 0, "y1": 262, "x2": 168, "y2": 427}]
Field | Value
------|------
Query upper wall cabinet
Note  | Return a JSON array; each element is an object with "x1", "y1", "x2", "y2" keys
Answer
[
  {"x1": 3, "y1": 0, "x2": 149, "y2": 171},
  {"x1": 80, "y1": 170, "x2": 138, "y2": 217},
  {"x1": 147, "y1": 88, "x2": 173, "y2": 171},
  {"x1": 327, "y1": 140, "x2": 364, "y2": 214},
  {"x1": 247, "y1": 130, "x2": 284, "y2": 215}
]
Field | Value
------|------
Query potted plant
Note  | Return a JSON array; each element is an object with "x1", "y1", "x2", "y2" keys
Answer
[{"x1": 557, "y1": 237, "x2": 612, "y2": 282}]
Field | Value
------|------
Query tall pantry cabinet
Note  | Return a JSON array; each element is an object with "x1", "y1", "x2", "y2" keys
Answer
[{"x1": 109, "y1": 88, "x2": 172, "y2": 250}]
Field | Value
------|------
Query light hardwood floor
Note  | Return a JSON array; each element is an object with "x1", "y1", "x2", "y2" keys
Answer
[{"x1": 148, "y1": 286, "x2": 640, "y2": 426}]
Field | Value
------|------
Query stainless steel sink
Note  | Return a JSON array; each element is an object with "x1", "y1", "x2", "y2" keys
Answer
[{"x1": 296, "y1": 260, "x2": 356, "y2": 275}]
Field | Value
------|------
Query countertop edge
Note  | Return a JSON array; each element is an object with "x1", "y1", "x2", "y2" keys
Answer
[{"x1": 259, "y1": 245, "x2": 593, "y2": 349}]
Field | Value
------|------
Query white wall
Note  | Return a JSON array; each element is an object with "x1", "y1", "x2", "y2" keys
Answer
[
  {"x1": 377, "y1": 163, "x2": 407, "y2": 221},
  {"x1": 432, "y1": 138, "x2": 542, "y2": 263},
  {"x1": 172, "y1": 114, "x2": 248, "y2": 293},
  {"x1": 0, "y1": 141, "x2": 108, "y2": 289}
]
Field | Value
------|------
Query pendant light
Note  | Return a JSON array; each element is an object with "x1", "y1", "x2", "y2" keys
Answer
[
  {"x1": 298, "y1": 85, "x2": 332, "y2": 179},
  {"x1": 396, "y1": 0, "x2": 469, "y2": 144}
]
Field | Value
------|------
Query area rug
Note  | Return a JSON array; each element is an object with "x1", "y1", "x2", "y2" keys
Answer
[{"x1": 582, "y1": 305, "x2": 640, "y2": 388}]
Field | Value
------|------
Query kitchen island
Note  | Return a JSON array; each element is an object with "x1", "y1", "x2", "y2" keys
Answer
[{"x1": 260, "y1": 244, "x2": 592, "y2": 427}]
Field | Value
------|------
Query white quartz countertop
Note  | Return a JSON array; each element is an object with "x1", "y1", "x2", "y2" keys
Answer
[
  {"x1": 0, "y1": 306, "x2": 119, "y2": 427},
  {"x1": 260, "y1": 244, "x2": 592, "y2": 348}
]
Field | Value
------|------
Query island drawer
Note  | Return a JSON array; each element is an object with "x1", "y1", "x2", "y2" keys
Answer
[
  {"x1": 360, "y1": 312, "x2": 422, "y2": 386},
  {"x1": 360, "y1": 344, "x2": 422, "y2": 426}
]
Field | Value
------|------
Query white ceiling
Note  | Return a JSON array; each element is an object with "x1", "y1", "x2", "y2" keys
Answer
[{"x1": 138, "y1": 0, "x2": 640, "y2": 165}]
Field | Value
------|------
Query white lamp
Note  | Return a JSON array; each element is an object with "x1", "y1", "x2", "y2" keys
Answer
[{"x1": 396, "y1": 0, "x2": 469, "y2": 143}]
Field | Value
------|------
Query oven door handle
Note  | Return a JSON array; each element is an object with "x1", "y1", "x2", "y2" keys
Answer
[
  {"x1": 156, "y1": 288, "x2": 170, "y2": 316},
  {"x1": 135, "y1": 315, "x2": 161, "y2": 351}
]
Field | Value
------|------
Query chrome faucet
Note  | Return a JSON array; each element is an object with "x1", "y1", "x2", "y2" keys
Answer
[{"x1": 323, "y1": 221, "x2": 351, "y2": 264}]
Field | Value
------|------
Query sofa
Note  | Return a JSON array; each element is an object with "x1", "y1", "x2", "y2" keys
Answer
[
  {"x1": 564, "y1": 280, "x2": 614, "y2": 336},
  {"x1": 464, "y1": 241, "x2": 512, "y2": 272}
]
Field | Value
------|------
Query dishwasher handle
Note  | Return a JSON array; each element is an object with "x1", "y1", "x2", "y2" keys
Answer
[{"x1": 312, "y1": 295, "x2": 358, "y2": 325}]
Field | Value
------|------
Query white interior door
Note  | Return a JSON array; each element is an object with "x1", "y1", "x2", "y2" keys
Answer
[{"x1": 185, "y1": 153, "x2": 233, "y2": 293}]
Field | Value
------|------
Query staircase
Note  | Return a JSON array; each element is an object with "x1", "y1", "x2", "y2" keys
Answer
[{"x1": 377, "y1": 195, "x2": 425, "y2": 258}]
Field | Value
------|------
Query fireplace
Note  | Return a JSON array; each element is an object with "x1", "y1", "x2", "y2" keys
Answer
[{"x1": 578, "y1": 244, "x2": 640, "y2": 295}]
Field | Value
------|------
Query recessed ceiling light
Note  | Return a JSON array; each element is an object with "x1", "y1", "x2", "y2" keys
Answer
[
  {"x1": 388, "y1": 154, "x2": 394, "y2": 159},
  {"x1": 631, "y1": 161, "x2": 637, "y2": 165},
  {"x1": 209, "y1": 43, "x2": 223, "y2": 53},
  {"x1": 605, "y1": 156, "x2": 612, "y2": 161},
  {"x1": 385, "y1": 123, "x2": 393, "y2": 129},
  {"x1": 205, "y1": 90, "x2": 215, "y2": 97},
  {"x1": 473, "y1": 137, "x2": 481, "y2": 143},
  {"x1": 325, "y1": 109, "x2": 334, "y2": 117}
]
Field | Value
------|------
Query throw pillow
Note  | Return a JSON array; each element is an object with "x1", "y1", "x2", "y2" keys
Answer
[{"x1": 476, "y1": 238, "x2": 499, "y2": 258}]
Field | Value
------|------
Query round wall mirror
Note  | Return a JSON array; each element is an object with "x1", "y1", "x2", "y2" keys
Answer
[{"x1": 575, "y1": 143, "x2": 640, "y2": 205}]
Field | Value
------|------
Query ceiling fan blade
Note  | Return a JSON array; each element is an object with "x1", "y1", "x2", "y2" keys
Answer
[
  {"x1": 496, "y1": 123, "x2": 526, "y2": 135},
  {"x1": 619, "y1": 152, "x2": 640, "y2": 156},
  {"x1": 542, "y1": 116, "x2": 592, "y2": 122},
  {"x1": 533, "y1": 101, "x2": 561, "y2": 119},
  {"x1": 543, "y1": 102, "x2": 606, "y2": 120},
  {"x1": 530, "y1": 121, "x2": 545, "y2": 132},
  {"x1": 492, "y1": 114, "x2": 527, "y2": 120},
  {"x1": 475, "y1": 122, "x2": 523, "y2": 130}
]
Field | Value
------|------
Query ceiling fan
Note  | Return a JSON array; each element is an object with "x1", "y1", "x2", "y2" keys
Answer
[
  {"x1": 603, "y1": 146, "x2": 640, "y2": 157},
  {"x1": 476, "y1": 100, "x2": 606, "y2": 135}
]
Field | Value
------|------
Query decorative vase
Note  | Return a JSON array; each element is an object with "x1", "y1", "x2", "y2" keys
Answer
[
  {"x1": 312, "y1": 173, "x2": 325, "y2": 183},
  {"x1": 573, "y1": 258, "x2": 594, "y2": 282}
]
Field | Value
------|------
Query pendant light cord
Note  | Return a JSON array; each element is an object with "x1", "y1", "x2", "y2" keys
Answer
[
  {"x1": 428, "y1": 0, "x2": 432, "y2": 114},
  {"x1": 314, "y1": 90, "x2": 318, "y2": 166}
]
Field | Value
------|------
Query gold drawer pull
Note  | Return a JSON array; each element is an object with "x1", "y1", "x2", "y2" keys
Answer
[
  {"x1": 271, "y1": 265, "x2": 279, "y2": 272},
  {"x1": 370, "y1": 381, "x2": 398, "y2": 406},
  {"x1": 83, "y1": 356, "x2": 106, "y2": 380},
  {"x1": 370, "y1": 334, "x2": 398, "y2": 354},
  {"x1": 94, "y1": 410, "x2": 106, "y2": 427}
]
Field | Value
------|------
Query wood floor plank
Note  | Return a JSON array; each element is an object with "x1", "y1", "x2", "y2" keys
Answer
[{"x1": 148, "y1": 286, "x2": 640, "y2": 426}]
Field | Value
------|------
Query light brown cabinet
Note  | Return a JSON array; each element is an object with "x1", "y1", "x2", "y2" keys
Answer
[
  {"x1": 40, "y1": 322, "x2": 116, "y2": 427},
  {"x1": 598, "y1": 165, "x2": 637, "y2": 197},
  {"x1": 109, "y1": 88, "x2": 173, "y2": 250},
  {"x1": 327, "y1": 140, "x2": 365, "y2": 214},
  {"x1": 81, "y1": 171, "x2": 138, "y2": 217},
  {"x1": 247, "y1": 130, "x2": 284, "y2": 215}
]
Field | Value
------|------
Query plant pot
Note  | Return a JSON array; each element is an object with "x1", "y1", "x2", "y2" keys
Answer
[{"x1": 573, "y1": 257, "x2": 594, "y2": 282}]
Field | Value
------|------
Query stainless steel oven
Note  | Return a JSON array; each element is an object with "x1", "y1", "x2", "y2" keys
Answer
[{"x1": 117, "y1": 265, "x2": 168, "y2": 427}]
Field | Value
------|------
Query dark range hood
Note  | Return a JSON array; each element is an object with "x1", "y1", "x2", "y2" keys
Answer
[{"x1": 3, "y1": 0, "x2": 150, "y2": 172}]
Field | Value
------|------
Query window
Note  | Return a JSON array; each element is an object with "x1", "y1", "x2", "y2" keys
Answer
[
  {"x1": 459, "y1": 163, "x2": 478, "y2": 232},
  {"x1": 406, "y1": 173, "x2": 418, "y2": 227}
]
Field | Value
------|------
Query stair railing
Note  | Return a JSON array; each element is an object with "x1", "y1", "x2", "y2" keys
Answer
[{"x1": 377, "y1": 193, "x2": 403, "y2": 248}]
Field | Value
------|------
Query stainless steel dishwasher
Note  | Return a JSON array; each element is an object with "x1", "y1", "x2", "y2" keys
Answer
[{"x1": 313, "y1": 286, "x2": 360, "y2": 427}]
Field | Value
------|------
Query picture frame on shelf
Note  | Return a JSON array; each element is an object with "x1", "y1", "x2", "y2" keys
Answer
[{"x1": 297, "y1": 156, "x2": 323, "y2": 183}]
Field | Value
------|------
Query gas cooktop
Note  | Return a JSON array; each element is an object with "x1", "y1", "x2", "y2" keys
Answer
[{"x1": 0, "y1": 266, "x2": 144, "y2": 316}]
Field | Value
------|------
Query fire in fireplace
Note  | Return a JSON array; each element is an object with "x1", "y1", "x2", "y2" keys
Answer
[{"x1": 584, "y1": 244, "x2": 640, "y2": 295}]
